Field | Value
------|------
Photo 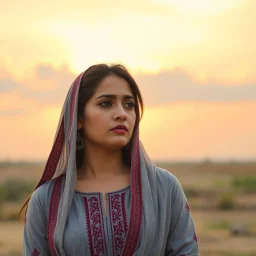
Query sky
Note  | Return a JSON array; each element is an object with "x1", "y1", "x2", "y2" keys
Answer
[{"x1": 0, "y1": 0, "x2": 255, "y2": 161}]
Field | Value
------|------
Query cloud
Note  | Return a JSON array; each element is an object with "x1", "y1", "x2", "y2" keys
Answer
[
  {"x1": 0, "y1": 108, "x2": 25, "y2": 116},
  {"x1": 0, "y1": 79, "x2": 20, "y2": 92},
  {"x1": 135, "y1": 70, "x2": 256, "y2": 106},
  {"x1": 35, "y1": 64, "x2": 56, "y2": 80},
  {"x1": 19, "y1": 64, "x2": 75, "y2": 105},
  {"x1": 0, "y1": 91, "x2": 40, "y2": 117},
  {"x1": 0, "y1": 64, "x2": 75, "y2": 117},
  {"x1": 0, "y1": 64, "x2": 255, "y2": 117}
]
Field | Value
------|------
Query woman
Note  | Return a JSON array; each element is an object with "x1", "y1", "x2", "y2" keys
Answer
[{"x1": 20, "y1": 64, "x2": 199, "y2": 256}]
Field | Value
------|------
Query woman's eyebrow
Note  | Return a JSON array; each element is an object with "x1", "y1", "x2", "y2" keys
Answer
[{"x1": 95, "y1": 94, "x2": 134, "y2": 100}]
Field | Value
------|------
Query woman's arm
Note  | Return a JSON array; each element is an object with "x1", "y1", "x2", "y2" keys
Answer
[
  {"x1": 165, "y1": 174, "x2": 199, "y2": 256},
  {"x1": 23, "y1": 187, "x2": 51, "y2": 256}
]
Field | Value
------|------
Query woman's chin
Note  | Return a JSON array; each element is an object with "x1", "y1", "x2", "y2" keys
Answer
[{"x1": 107, "y1": 139, "x2": 128, "y2": 150}]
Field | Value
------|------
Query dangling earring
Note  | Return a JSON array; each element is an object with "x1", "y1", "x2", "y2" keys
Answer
[{"x1": 76, "y1": 129, "x2": 84, "y2": 150}]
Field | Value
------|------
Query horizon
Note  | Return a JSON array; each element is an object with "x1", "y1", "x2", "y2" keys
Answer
[
  {"x1": 1, "y1": 0, "x2": 255, "y2": 161},
  {"x1": 1, "y1": 157, "x2": 256, "y2": 165}
]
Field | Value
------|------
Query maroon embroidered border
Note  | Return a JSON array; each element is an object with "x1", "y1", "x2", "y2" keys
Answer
[
  {"x1": 186, "y1": 201, "x2": 190, "y2": 212},
  {"x1": 109, "y1": 192, "x2": 128, "y2": 256},
  {"x1": 122, "y1": 128, "x2": 142, "y2": 256},
  {"x1": 193, "y1": 233, "x2": 198, "y2": 243},
  {"x1": 36, "y1": 119, "x2": 64, "y2": 188},
  {"x1": 36, "y1": 72, "x2": 83, "y2": 188},
  {"x1": 84, "y1": 197, "x2": 94, "y2": 256},
  {"x1": 31, "y1": 248, "x2": 40, "y2": 256},
  {"x1": 47, "y1": 175, "x2": 64, "y2": 256},
  {"x1": 83, "y1": 196, "x2": 107, "y2": 256},
  {"x1": 68, "y1": 73, "x2": 83, "y2": 151},
  {"x1": 69, "y1": 73, "x2": 82, "y2": 132},
  {"x1": 98, "y1": 196, "x2": 108, "y2": 256},
  {"x1": 121, "y1": 192, "x2": 128, "y2": 235}
]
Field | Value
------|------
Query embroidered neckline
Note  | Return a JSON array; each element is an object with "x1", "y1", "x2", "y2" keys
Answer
[
  {"x1": 84, "y1": 195, "x2": 107, "y2": 256},
  {"x1": 75, "y1": 185, "x2": 131, "y2": 196},
  {"x1": 83, "y1": 190, "x2": 129, "y2": 256},
  {"x1": 109, "y1": 192, "x2": 128, "y2": 256}
]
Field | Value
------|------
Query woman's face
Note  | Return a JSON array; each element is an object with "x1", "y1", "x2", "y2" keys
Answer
[{"x1": 78, "y1": 75, "x2": 136, "y2": 150}]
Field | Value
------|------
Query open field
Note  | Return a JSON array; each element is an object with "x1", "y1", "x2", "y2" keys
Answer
[{"x1": 0, "y1": 161, "x2": 256, "y2": 255}]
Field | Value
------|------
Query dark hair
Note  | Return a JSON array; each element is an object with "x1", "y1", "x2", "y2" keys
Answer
[
  {"x1": 76, "y1": 63, "x2": 144, "y2": 168},
  {"x1": 18, "y1": 63, "x2": 143, "y2": 223}
]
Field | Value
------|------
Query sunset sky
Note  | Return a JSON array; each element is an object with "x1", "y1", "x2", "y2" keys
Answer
[{"x1": 1, "y1": 0, "x2": 255, "y2": 161}]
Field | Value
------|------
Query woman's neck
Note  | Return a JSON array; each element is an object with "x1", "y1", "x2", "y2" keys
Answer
[{"x1": 77, "y1": 145, "x2": 129, "y2": 180}]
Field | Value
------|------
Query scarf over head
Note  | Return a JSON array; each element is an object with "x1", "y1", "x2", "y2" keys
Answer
[{"x1": 32, "y1": 67, "x2": 181, "y2": 256}]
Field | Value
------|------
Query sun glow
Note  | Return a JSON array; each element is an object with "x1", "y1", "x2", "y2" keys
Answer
[
  {"x1": 49, "y1": 21, "x2": 163, "y2": 74},
  {"x1": 153, "y1": 0, "x2": 236, "y2": 15},
  {"x1": 50, "y1": 22, "x2": 119, "y2": 73}
]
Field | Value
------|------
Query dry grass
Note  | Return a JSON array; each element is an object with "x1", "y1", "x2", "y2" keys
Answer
[
  {"x1": 0, "y1": 222, "x2": 23, "y2": 255},
  {"x1": 0, "y1": 163, "x2": 44, "y2": 183},
  {"x1": 0, "y1": 161, "x2": 256, "y2": 255}
]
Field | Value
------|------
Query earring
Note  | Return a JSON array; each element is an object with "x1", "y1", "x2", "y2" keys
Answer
[{"x1": 76, "y1": 130, "x2": 84, "y2": 150}]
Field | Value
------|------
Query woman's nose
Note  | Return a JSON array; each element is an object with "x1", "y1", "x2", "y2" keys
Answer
[{"x1": 114, "y1": 104, "x2": 127, "y2": 120}]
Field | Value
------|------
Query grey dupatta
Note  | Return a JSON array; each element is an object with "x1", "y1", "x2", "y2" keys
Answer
[{"x1": 31, "y1": 68, "x2": 199, "y2": 256}]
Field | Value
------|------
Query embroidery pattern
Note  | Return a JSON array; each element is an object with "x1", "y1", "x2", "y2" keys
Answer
[
  {"x1": 122, "y1": 128, "x2": 142, "y2": 256},
  {"x1": 31, "y1": 248, "x2": 40, "y2": 256},
  {"x1": 121, "y1": 192, "x2": 128, "y2": 234},
  {"x1": 37, "y1": 118, "x2": 64, "y2": 187},
  {"x1": 48, "y1": 175, "x2": 64, "y2": 256},
  {"x1": 84, "y1": 196, "x2": 107, "y2": 256},
  {"x1": 68, "y1": 73, "x2": 83, "y2": 151},
  {"x1": 193, "y1": 233, "x2": 198, "y2": 243},
  {"x1": 185, "y1": 201, "x2": 190, "y2": 212},
  {"x1": 109, "y1": 192, "x2": 128, "y2": 256}
]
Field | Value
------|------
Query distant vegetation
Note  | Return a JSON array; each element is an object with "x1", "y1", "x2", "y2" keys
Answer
[
  {"x1": 0, "y1": 179, "x2": 36, "y2": 202},
  {"x1": 0, "y1": 161, "x2": 256, "y2": 255},
  {"x1": 217, "y1": 192, "x2": 236, "y2": 210},
  {"x1": 206, "y1": 220, "x2": 231, "y2": 230},
  {"x1": 0, "y1": 251, "x2": 21, "y2": 256},
  {"x1": 0, "y1": 179, "x2": 36, "y2": 221},
  {"x1": 232, "y1": 176, "x2": 256, "y2": 192}
]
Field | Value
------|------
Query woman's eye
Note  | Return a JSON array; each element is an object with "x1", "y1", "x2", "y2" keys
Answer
[
  {"x1": 99, "y1": 101, "x2": 135, "y2": 109},
  {"x1": 124, "y1": 102, "x2": 135, "y2": 109},
  {"x1": 99, "y1": 101, "x2": 112, "y2": 108}
]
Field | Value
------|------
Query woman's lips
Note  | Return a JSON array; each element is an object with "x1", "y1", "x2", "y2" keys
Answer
[{"x1": 111, "y1": 129, "x2": 127, "y2": 134}]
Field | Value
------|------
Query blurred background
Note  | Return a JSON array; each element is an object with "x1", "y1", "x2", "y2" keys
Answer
[{"x1": 0, "y1": 0, "x2": 255, "y2": 255}]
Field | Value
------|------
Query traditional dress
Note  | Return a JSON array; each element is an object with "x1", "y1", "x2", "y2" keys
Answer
[{"x1": 23, "y1": 66, "x2": 199, "y2": 256}]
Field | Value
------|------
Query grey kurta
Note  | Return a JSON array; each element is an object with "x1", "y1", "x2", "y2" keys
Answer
[{"x1": 23, "y1": 167, "x2": 199, "y2": 256}]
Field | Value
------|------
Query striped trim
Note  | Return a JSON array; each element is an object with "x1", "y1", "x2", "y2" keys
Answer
[
  {"x1": 121, "y1": 192, "x2": 128, "y2": 235},
  {"x1": 83, "y1": 195, "x2": 107, "y2": 256},
  {"x1": 37, "y1": 118, "x2": 64, "y2": 188},
  {"x1": 121, "y1": 128, "x2": 142, "y2": 255},
  {"x1": 47, "y1": 175, "x2": 64, "y2": 256},
  {"x1": 68, "y1": 73, "x2": 83, "y2": 151}
]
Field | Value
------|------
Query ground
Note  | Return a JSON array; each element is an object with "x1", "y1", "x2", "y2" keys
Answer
[{"x1": 0, "y1": 161, "x2": 255, "y2": 255}]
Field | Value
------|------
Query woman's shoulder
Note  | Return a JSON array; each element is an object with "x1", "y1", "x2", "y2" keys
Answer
[
  {"x1": 34, "y1": 176, "x2": 60, "y2": 194},
  {"x1": 155, "y1": 166, "x2": 183, "y2": 193},
  {"x1": 155, "y1": 166, "x2": 179, "y2": 183},
  {"x1": 30, "y1": 175, "x2": 64, "y2": 208}
]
